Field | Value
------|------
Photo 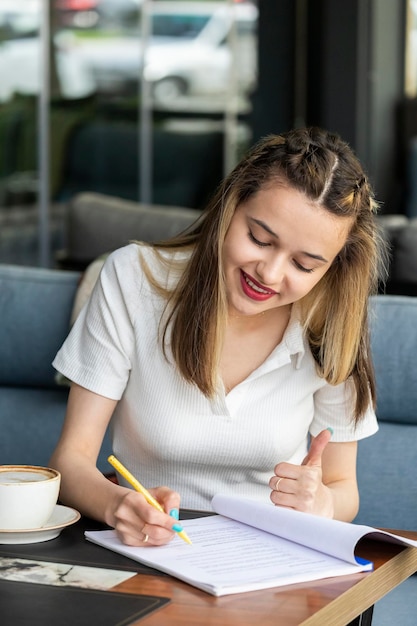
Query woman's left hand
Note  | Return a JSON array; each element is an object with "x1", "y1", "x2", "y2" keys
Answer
[{"x1": 269, "y1": 429, "x2": 334, "y2": 517}]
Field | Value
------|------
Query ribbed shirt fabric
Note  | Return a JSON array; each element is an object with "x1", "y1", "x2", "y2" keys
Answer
[{"x1": 53, "y1": 243, "x2": 378, "y2": 511}]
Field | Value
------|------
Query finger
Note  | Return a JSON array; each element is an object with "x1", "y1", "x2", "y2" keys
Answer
[
  {"x1": 117, "y1": 514, "x2": 176, "y2": 547},
  {"x1": 118, "y1": 525, "x2": 175, "y2": 547},
  {"x1": 151, "y1": 486, "x2": 181, "y2": 519},
  {"x1": 302, "y1": 428, "x2": 333, "y2": 467},
  {"x1": 147, "y1": 487, "x2": 182, "y2": 531},
  {"x1": 114, "y1": 490, "x2": 179, "y2": 545},
  {"x1": 273, "y1": 477, "x2": 284, "y2": 492},
  {"x1": 140, "y1": 524, "x2": 150, "y2": 545}
]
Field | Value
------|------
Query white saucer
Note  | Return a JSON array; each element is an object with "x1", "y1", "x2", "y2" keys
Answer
[{"x1": 0, "y1": 504, "x2": 80, "y2": 544}]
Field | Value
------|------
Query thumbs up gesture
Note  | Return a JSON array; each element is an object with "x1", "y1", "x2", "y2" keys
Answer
[
  {"x1": 301, "y1": 427, "x2": 332, "y2": 467},
  {"x1": 269, "y1": 428, "x2": 334, "y2": 517}
]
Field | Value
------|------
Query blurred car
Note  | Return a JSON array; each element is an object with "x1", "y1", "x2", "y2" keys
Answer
[
  {"x1": 0, "y1": 37, "x2": 95, "y2": 102},
  {"x1": 68, "y1": 1, "x2": 258, "y2": 104},
  {"x1": 0, "y1": 1, "x2": 258, "y2": 106},
  {"x1": 0, "y1": 0, "x2": 39, "y2": 37},
  {"x1": 144, "y1": 1, "x2": 258, "y2": 104}
]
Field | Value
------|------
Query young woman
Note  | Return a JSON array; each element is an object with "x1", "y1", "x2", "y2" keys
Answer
[{"x1": 50, "y1": 127, "x2": 386, "y2": 547}]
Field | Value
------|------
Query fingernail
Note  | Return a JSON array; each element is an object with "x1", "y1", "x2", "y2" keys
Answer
[
  {"x1": 169, "y1": 508, "x2": 179, "y2": 520},
  {"x1": 172, "y1": 523, "x2": 183, "y2": 533},
  {"x1": 326, "y1": 427, "x2": 334, "y2": 436}
]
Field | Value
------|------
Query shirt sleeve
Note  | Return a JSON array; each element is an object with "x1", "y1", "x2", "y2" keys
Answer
[
  {"x1": 53, "y1": 245, "x2": 142, "y2": 400},
  {"x1": 310, "y1": 377, "x2": 378, "y2": 441}
]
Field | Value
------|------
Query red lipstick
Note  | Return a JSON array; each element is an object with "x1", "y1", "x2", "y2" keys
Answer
[{"x1": 240, "y1": 271, "x2": 277, "y2": 301}]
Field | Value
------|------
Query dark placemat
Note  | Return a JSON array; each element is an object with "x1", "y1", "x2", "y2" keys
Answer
[
  {"x1": 0, "y1": 578, "x2": 170, "y2": 626},
  {"x1": 0, "y1": 510, "x2": 214, "y2": 575},
  {"x1": 0, "y1": 517, "x2": 159, "y2": 574}
]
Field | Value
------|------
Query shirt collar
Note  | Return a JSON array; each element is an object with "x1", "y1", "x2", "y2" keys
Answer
[{"x1": 283, "y1": 304, "x2": 306, "y2": 369}]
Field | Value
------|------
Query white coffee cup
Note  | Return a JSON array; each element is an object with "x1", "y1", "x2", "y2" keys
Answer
[{"x1": 0, "y1": 465, "x2": 61, "y2": 530}]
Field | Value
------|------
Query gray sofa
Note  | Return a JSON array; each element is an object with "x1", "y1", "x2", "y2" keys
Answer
[{"x1": 0, "y1": 264, "x2": 109, "y2": 468}]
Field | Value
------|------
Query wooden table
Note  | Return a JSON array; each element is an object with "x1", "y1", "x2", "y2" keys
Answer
[
  {"x1": 112, "y1": 529, "x2": 417, "y2": 626},
  {"x1": 1, "y1": 516, "x2": 416, "y2": 626}
]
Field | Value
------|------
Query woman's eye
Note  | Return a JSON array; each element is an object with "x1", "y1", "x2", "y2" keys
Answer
[
  {"x1": 248, "y1": 230, "x2": 269, "y2": 247},
  {"x1": 294, "y1": 260, "x2": 314, "y2": 273}
]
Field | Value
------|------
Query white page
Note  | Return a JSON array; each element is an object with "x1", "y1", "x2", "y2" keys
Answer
[
  {"x1": 85, "y1": 515, "x2": 372, "y2": 596},
  {"x1": 211, "y1": 494, "x2": 417, "y2": 563}
]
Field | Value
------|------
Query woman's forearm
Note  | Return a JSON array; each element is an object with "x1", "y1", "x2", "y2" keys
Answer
[
  {"x1": 50, "y1": 446, "x2": 129, "y2": 527},
  {"x1": 327, "y1": 478, "x2": 360, "y2": 522}
]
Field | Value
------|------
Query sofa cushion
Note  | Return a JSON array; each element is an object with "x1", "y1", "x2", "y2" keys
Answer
[
  {"x1": 391, "y1": 218, "x2": 417, "y2": 283},
  {"x1": 369, "y1": 295, "x2": 417, "y2": 424},
  {"x1": 0, "y1": 386, "x2": 112, "y2": 472},
  {"x1": 0, "y1": 387, "x2": 71, "y2": 467},
  {"x1": 62, "y1": 192, "x2": 202, "y2": 268},
  {"x1": 356, "y1": 295, "x2": 417, "y2": 531},
  {"x1": 0, "y1": 265, "x2": 81, "y2": 388},
  {"x1": 355, "y1": 421, "x2": 417, "y2": 529}
]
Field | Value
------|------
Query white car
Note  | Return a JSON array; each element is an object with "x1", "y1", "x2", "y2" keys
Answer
[
  {"x1": 0, "y1": 37, "x2": 95, "y2": 102},
  {"x1": 143, "y1": 1, "x2": 258, "y2": 103},
  {"x1": 0, "y1": 0, "x2": 258, "y2": 106}
]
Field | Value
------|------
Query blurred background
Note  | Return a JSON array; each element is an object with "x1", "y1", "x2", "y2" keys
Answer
[{"x1": 0, "y1": 0, "x2": 415, "y2": 267}]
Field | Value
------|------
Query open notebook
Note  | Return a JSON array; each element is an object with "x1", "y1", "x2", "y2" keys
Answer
[{"x1": 86, "y1": 494, "x2": 417, "y2": 597}]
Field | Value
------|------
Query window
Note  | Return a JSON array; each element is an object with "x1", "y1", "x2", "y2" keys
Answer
[{"x1": 0, "y1": 0, "x2": 258, "y2": 267}]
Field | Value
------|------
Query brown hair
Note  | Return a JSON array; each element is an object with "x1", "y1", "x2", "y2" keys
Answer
[{"x1": 143, "y1": 127, "x2": 387, "y2": 422}]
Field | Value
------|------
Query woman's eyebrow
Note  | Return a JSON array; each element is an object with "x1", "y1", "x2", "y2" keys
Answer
[
  {"x1": 301, "y1": 251, "x2": 328, "y2": 263},
  {"x1": 250, "y1": 218, "x2": 328, "y2": 263}
]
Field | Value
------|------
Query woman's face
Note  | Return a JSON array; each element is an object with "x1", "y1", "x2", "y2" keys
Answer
[{"x1": 222, "y1": 183, "x2": 353, "y2": 316}]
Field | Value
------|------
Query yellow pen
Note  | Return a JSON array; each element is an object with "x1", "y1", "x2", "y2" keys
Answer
[{"x1": 107, "y1": 455, "x2": 192, "y2": 545}]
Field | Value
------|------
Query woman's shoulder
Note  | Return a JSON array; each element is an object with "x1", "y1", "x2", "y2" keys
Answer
[
  {"x1": 103, "y1": 242, "x2": 189, "y2": 294},
  {"x1": 102, "y1": 243, "x2": 157, "y2": 281},
  {"x1": 106, "y1": 242, "x2": 184, "y2": 269},
  {"x1": 105, "y1": 242, "x2": 148, "y2": 266}
]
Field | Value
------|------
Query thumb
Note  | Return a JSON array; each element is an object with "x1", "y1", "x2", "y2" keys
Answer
[{"x1": 302, "y1": 428, "x2": 333, "y2": 467}]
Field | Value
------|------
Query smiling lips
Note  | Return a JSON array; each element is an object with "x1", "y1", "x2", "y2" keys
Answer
[{"x1": 240, "y1": 271, "x2": 277, "y2": 301}]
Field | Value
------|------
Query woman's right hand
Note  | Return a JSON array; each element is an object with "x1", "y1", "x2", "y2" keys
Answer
[{"x1": 111, "y1": 485, "x2": 183, "y2": 547}]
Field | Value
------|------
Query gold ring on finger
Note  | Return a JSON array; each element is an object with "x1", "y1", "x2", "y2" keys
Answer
[{"x1": 275, "y1": 477, "x2": 283, "y2": 492}]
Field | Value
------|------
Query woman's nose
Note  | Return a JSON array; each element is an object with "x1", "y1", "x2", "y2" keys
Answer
[{"x1": 256, "y1": 254, "x2": 286, "y2": 287}]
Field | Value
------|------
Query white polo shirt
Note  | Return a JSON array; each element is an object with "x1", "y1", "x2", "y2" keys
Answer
[{"x1": 53, "y1": 243, "x2": 378, "y2": 511}]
